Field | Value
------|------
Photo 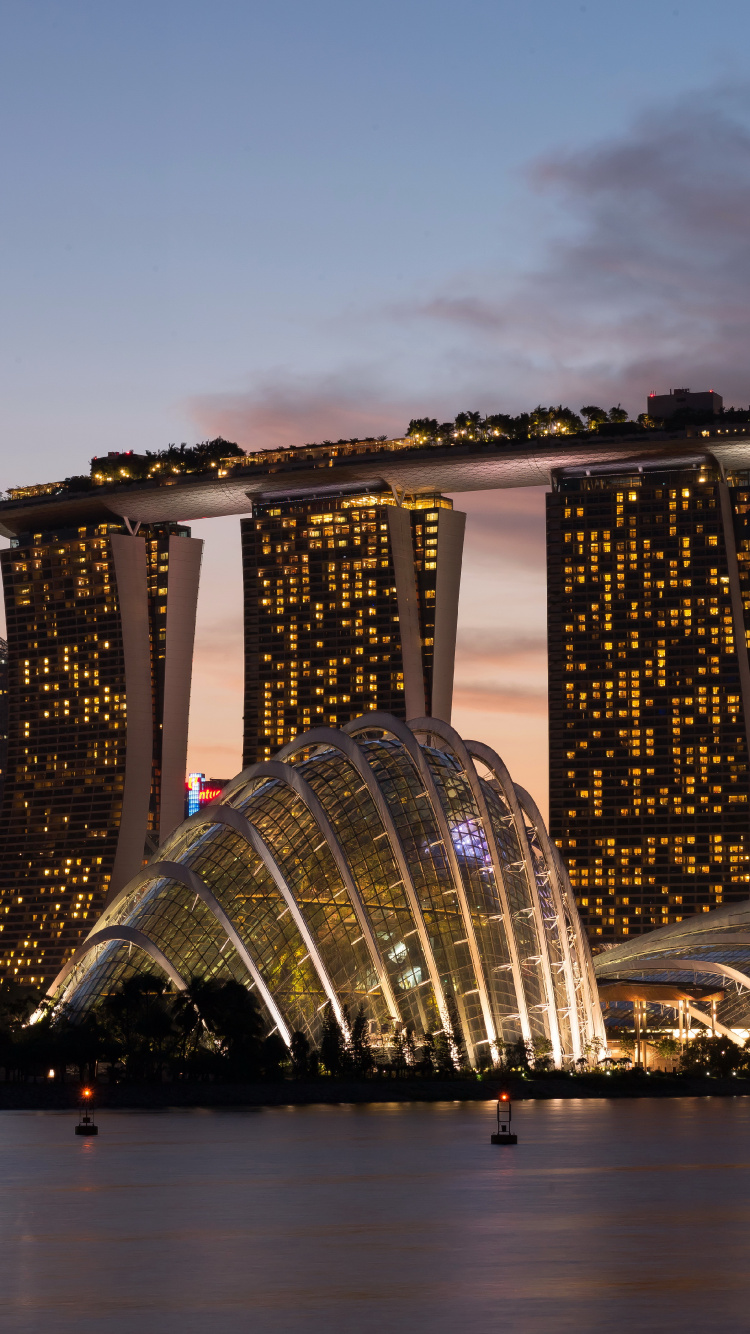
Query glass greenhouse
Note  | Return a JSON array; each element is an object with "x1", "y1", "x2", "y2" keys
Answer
[{"x1": 49, "y1": 714, "x2": 604, "y2": 1066}]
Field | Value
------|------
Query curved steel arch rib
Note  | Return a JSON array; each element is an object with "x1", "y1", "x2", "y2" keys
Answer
[
  {"x1": 598, "y1": 955, "x2": 750, "y2": 992},
  {"x1": 226, "y1": 760, "x2": 401, "y2": 1023},
  {"x1": 409, "y1": 715, "x2": 547, "y2": 1059},
  {"x1": 48, "y1": 925, "x2": 189, "y2": 1000},
  {"x1": 343, "y1": 711, "x2": 434, "y2": 770},
  {"x1": 94, "y1": 860, "x2": 292, "y2": 1044},
  {"x1": 401, "y1": 721, "x2": 534, "y2": 1050},
  {"x1": 152, "y1": 860, "x2": 292, "y2": 1044},
  {"x1": 276, "y1": 725, "x2": 451, "y2": 1033},
  {"x1": 512, "y1": 782, "x2": 584, "y2": 1059},
  {"x1": 450, "y1": 731, "x2": 563, "y2": 1066},
  {"x1": 345, "y1": 713, "x2": 498, "y2": 1057},
  {"x1": 410, "y1": 718, "x2": 534, "y2": 1049},
  {"x1": 190, "y1": 801, "x2": 347, "y2": 1033},
  {"x1": 514, "y1": 782, "x2": 606, "y2": 1050}
]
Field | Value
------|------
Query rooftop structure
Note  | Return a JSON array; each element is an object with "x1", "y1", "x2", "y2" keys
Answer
[
  {"x1": 647, "y1": 389, "x2": 723, "y2": 420},
  {"x1": 595, "y1": 898, "x2": 750, "y2": 1040},
  {"x1": 48, "y1": 713, "x2": 605, "y2": 1067},
  {"x1": 5, "y1": 422, "x2": 750, "y2": 536}
]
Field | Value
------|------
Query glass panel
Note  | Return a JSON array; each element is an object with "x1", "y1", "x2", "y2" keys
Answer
[
  {"x1": 56, "y1": 939, "x2": 166, "y2": 1015},
  {"x1": 357, "y1": 735, "x2": 490, "y2": 1050},
  {"x1": 235, "y1": 778, "x2": 391, "y2": 1029},
  {"x1": 520, "y1": 812, "x2": 572, "y2": 1057},
  {"x1": 124, "y1": 879, "x2": 257, "y2": 996},
  {"x1": 178, "y1": 826, "x2": 327, "y2": 1042},
  {"x1": 480, "y1": 777, "x2": 552, "y2": 1039},
  {"x1": 293, "y1": 748, "x2": 439, "y2": 1036}
]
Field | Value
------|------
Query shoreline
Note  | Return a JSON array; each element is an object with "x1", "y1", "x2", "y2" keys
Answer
[{"x1": 1, "y1": 1072, "x2": 749, "y2": 1110}]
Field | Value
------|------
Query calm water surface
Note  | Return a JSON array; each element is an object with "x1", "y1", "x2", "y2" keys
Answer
[{"x1": 1, "y1": 1097, "x2": 748, "y2": 1333}]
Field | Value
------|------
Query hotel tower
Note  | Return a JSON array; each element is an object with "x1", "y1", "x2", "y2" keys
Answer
[
  {"x1": 0, "y1": 520, "x2": 202, "y2": 985},
  {"x1": 242, "y1": 490, "x2": 465, "y2": 763},
  {"x1": 547, "y1": 455, "x2": 750, "y2": 943}
]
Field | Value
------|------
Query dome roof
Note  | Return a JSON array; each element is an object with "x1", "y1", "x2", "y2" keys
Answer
[{"x1": 50, "y1": 714, "x2": 604, "y2": 1066}]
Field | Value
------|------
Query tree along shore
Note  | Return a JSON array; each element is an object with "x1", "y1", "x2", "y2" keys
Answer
[
  {"x1": 1, "y1": 973, "x2": 568, "y2": 1086},
  {"x1": 7, "y1": 975, "x2": 750, "y2": 1097}
]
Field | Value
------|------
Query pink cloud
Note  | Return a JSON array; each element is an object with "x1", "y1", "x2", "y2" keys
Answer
[
  {"x1": 452, "y1": 684, "x2": 547, "y2": 715},
  {"x1": 189, "y1": 371, "x2": 412, "y2": 452},
  {"x1": 454, "y1": 488, "x2": 549, "y2": 571},
  {"x1": 456, "y1": 631, "x2": 547, "y2": 666}
]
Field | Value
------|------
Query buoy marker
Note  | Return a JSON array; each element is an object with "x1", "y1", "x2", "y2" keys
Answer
[
  {"x1": 75, "y1": 1087, "x2": 99, "y2": 1136},
  {"x1": 490, "y1": 1093, "x2": 517, "y2": 1145}
]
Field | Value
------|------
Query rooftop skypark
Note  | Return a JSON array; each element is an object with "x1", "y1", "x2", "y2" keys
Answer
[{"x1": 9, "y1": 398, "x2": 750, "y2": 505}]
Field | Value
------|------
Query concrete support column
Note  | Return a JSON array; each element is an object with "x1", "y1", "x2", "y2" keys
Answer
[
  {"x1": 431, "y1": 509, "x2": 466, "y2": 723},
  {"x1": 386, "y1": 507, "x2": 426, "y2": 719},
  {"x1": 717, "y1": 475, "x2": 750, "y2": 766},
  {"x1": 160, "y1": 536, "x2": 203, "y2": 842},
  {"x1": 108, "y1": 535, "x2": 153, "y2": 903}
]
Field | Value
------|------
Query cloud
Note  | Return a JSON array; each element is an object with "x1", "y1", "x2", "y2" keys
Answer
[
  {"x1": 452, "y1": 684, "x2": 547, "y2": 715},
  {"x1": 453, "y1": 628, "x2": 548, "y2": 720},
  {"x1": 455, "y1": 488, "x2": 548, "y2": 570},
  {"x1": 456, "y1": 630, "x2": 547, "y2": 664},
  {"x1": 187, "y1": 85, "x2": 750, "y2": 448},
  {"x1": 189, "y1": 370, "x2": 413, "y2": 451},
  {"x1": 407, "y1": 85, "x2": 750, "y2": 412},
  {"x1": 420, "y1": 296, "x2": 507, "y2": 333}
]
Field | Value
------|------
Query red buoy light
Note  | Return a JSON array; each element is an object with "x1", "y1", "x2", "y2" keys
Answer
[
  {"x1": 491, "y1": 1093, "x2": 517, "y2": 1145},
  {"x1": 75, "y1": 1087, "x2": 98, "y2": 1135}
]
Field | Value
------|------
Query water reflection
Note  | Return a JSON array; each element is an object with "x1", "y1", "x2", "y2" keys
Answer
[{"x1": 1, "y1": 1098, "x2": 749, "y2": 1333}]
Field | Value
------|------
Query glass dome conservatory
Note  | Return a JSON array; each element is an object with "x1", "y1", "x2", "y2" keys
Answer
[{"x1": 48, "y1": 714, "x2": 604, "y2": 1066}]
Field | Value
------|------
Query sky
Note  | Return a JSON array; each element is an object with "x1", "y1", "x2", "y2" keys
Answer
[{"x1": 3, "y1": 0, "x2": 750, "y2": 816}]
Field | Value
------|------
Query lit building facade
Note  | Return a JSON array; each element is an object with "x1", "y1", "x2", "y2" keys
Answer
[
  {"x1": 185, "y1": 773, "x2": 229, "y2": 818},
  {"x1": 241, "y1": 491, "x2": 465, "y2": 764},
  {"x1": 0, "y1": 521, "x2": 202, "y2": 985},
  {"x1": 48, "y1": 714, "x2": 605, "y2": 1066},
  {"x1": 7, "y1": 417, "x2": 750, "y2": 975},
  {"x1": 548, "y1": 460, "x2": 750, "y2": 943},
  {"x1": 0, "y1": 637, "x2": 8, "y2": 813}
]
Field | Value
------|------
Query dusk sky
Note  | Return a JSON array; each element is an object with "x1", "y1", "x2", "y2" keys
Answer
[{"x1": 3, "y1": 0, "x2": 750, "y2": 812}]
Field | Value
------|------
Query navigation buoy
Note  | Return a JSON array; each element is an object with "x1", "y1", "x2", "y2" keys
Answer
[
  {"x1": 75, "y1": 1087, "x2": 99, "y2": 1136},
  {"x1": 491, "y1": 1093, "x2": 517, "y2": 1144}
]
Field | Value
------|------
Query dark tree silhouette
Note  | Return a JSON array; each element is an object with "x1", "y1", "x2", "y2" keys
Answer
[
  {"x1": 319, "y1": 1004, "x2": 346, "y2": 1076},
  {"x1": 290, "y1": 1030, "x2": 311, "y2": 1079},
  {"x1": 349, "y1": 1008, "x2": 374, "y2": 1076}
]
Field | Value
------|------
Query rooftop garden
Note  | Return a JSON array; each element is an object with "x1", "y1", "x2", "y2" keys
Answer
[{"x1": 7, "y1": 402, "x2": 750, "y2": 502}]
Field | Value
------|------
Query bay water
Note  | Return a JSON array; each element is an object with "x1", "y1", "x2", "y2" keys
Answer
[{"x1": 1, "y1": 1097, "x2": 747, "y2": 1333}]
